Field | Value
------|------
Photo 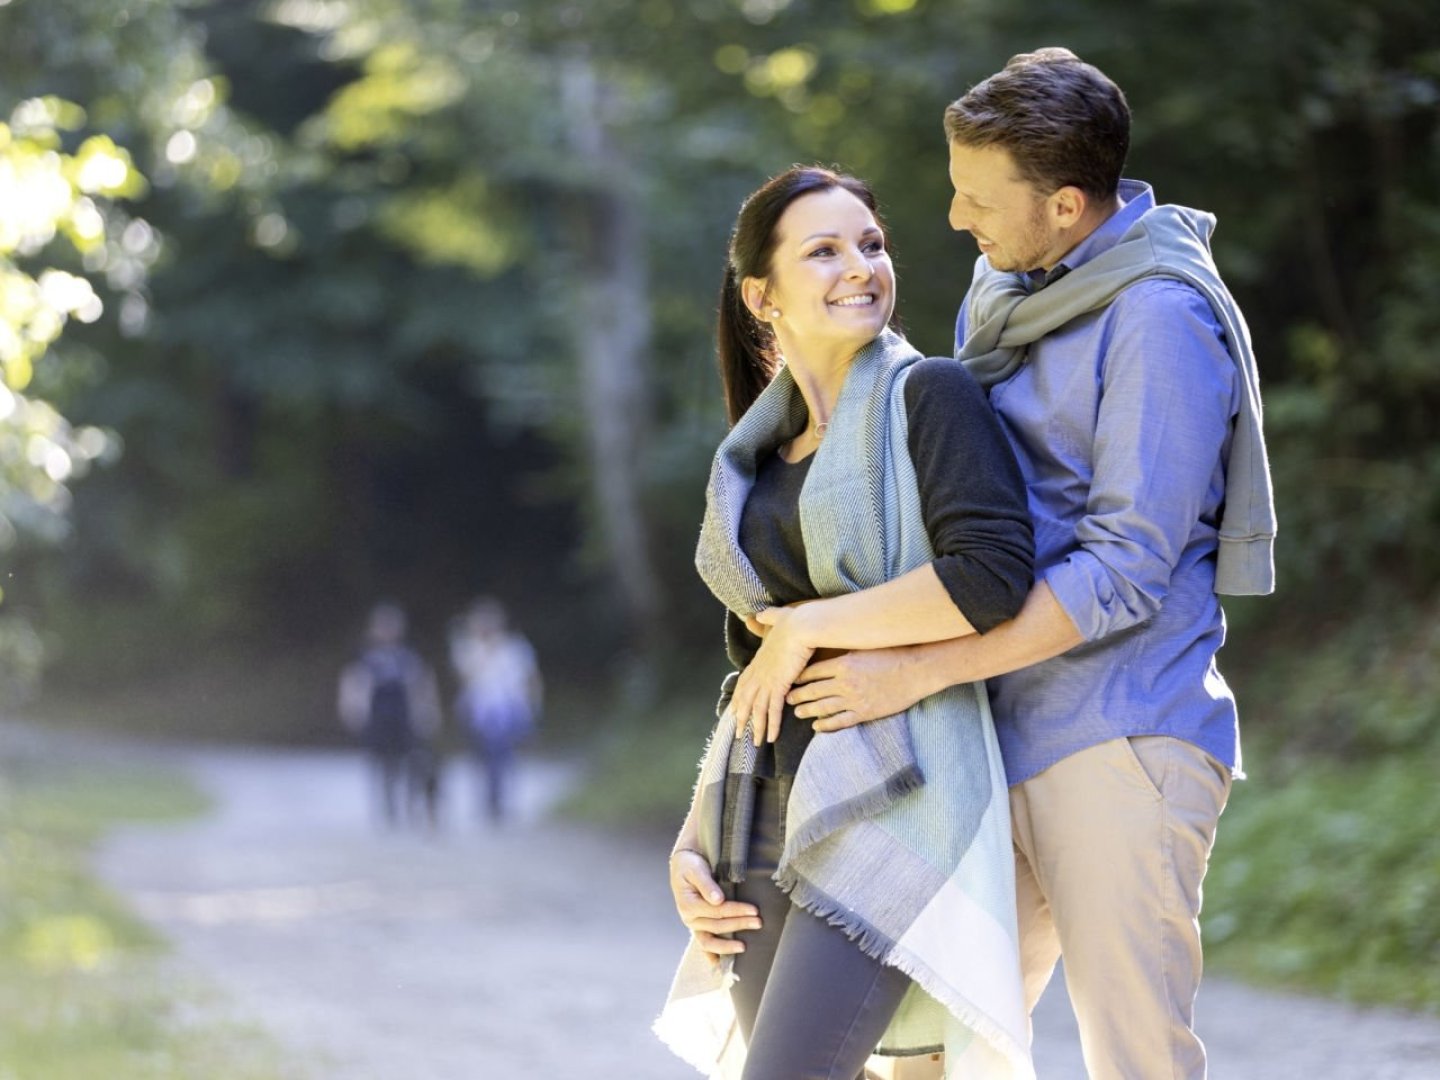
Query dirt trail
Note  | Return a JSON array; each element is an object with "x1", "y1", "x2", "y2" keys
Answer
[{"x1": 90, "y1": 743, "x2": 1440, "y2": 1079}]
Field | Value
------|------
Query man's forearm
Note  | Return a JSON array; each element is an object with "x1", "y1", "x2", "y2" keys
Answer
[{"x1": 902, "y1": 582, "x2": 1085, "y2": 692}]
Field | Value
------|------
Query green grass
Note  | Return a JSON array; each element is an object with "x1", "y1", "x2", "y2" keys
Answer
[{"x1": 0, "y1": 755, "x2": 306, "y2": 1079}]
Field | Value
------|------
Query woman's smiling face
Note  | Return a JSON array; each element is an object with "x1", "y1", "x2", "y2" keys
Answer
[{"x1": 745, "y1": 186, "x2": 895, "y2": 366}]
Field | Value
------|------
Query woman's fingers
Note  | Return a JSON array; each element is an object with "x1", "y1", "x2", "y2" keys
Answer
[
  {"x1": 671, "y1": 851, "x2": 761, "y2": 944},
  {"x1": 687, "y1": 911, "x2": 763, "y2": 936},
  {"x1": 753, "y1": 687, "x2": 783, "y2": 745},
  {"x1": 733, "y1": 617, "x2": 818, "y2": 745},
  {"x1": 730, "y1": 674, "x2": 757, "y2": 742},
  {"x1": 695, "y1": 930, "x2": 746, "y2": 958},
  {"x1": 766, "y1": 689, "x2": 784, "y2": 744},
  {"x1": 674, "y1": 855, "x2": 725, "y2": 906},
  {"x1": 738, "y1": 687, "x2": 794, "y2": 745}
]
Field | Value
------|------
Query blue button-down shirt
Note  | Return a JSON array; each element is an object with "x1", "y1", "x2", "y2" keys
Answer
[{"x1": 956, "y1": 181, "x2": 1242, "y2": 785}]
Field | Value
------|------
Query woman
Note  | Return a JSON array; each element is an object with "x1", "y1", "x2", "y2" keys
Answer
[
  {"x1": 654, "y1": 166, "x2": 1037, "y2": 1080},
  {"x1": 448, "y1": 597, "x2": 542, "y2": 824}
]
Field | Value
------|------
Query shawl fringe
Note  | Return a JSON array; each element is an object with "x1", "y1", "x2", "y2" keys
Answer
[
  {"x1": 780, "y1": 764, "x2": 924, "y2": 870},
  {"x1": 776, "y1": 868, "x2": 897, "y2": 962}
]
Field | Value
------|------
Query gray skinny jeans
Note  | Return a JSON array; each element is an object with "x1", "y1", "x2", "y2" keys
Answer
[{"x1": 728, "y1": 778, "x2": 912, "y2": 1080}]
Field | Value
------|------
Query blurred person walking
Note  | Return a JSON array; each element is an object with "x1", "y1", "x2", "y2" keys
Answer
[
  {"x1": 448, "y1": 597, "x2": 542, "y2": 825},
  {"x1": 337, "y1": 602, "x2": 443, "y2": 829}
]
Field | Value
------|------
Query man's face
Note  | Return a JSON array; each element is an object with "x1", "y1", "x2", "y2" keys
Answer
[{"x1": 947, "y1": 141, "x2": 1061, "y2": 273}]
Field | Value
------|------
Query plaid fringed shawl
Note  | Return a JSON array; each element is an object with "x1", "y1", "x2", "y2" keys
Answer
[{"x1": 654, "y1": 330, "x2": 1034, "y2": 1079}]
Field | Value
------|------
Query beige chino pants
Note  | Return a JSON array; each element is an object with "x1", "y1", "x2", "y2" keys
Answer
[{"x1": 1011, "y1": 735, "x2": 1232, "y2": 1080}]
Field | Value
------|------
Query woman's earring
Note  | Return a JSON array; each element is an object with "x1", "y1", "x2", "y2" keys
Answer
[{"x1": 770, "y1": 308, "x2": 782, "y2": 319}]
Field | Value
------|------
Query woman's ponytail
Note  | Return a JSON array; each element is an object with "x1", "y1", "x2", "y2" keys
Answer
[{"x1": 716, "y1": 268, "x2": 776, "y2": 426}]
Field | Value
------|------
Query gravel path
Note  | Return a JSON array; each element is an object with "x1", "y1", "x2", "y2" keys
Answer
[{"x1": 91, "y1": 743, "x2": 1440, "y2": 1079}]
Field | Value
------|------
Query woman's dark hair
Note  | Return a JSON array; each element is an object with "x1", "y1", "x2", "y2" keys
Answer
[
  {"x1": 717, "y1": 165, "x2": 884, "y2": 426},
  {"x1": 943, "y1": 47, "x2": 1130, "y2": 202}
]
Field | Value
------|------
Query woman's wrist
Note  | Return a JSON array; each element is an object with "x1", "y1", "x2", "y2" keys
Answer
[{"x1": 786, "y1": 600, "x2": 825, "y2": 649}]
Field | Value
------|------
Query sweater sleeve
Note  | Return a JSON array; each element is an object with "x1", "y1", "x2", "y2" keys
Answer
[{"x1": 904, "y1": 358, "x2": 1035, "y2": 633}]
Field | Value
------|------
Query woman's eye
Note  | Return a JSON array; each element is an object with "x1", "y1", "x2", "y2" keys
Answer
[
  {"x1": 864, "y1": 240, "x2": 886, "y2": 254},
  {"x1": 807, "y1": 246, "x2": 835, "y2": 258}
]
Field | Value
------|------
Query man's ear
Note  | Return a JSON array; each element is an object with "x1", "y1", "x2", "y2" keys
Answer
[
  {"x1": 741, "y1": 276, "x2": 770, "y2": 320},
  {"x1": 1048, "y1": 185, "x2": 1089, "y2": 230}
]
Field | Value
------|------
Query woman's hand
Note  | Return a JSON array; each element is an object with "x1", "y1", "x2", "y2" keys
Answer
[
  {"x1": 730, "y1": 606, "x2": 816, "y2": 746},
  {"x1": 669, "y1": 849, "x2": 761, "y2": 964}
]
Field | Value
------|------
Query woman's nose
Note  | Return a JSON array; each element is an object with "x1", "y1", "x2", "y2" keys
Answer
[{"x1": 843, "y1": 248, "x2": 873, "y2": 278}]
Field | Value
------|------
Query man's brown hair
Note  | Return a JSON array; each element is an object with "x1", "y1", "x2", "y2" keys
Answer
[{"x1": 944, "y1": 47, "x2": 1130, "y2": 201}]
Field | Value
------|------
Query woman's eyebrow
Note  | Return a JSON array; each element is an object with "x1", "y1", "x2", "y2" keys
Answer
[{"x1": 798, "y1": 227, "x2": 883, "y2": 244}]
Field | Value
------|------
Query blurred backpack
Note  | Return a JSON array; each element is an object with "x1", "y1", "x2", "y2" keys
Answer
[{"x1": 363, "y1": 648, "x2": 415, "y2": 755}]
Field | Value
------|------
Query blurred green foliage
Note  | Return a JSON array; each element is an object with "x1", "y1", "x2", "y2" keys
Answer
[
  {"x1": 557, "y1": 687, "x2": 714, "y2": 835},
  {"x1": 1207, "y1": 754, "x2": 1440, "y2": 1010},
  {"x1": 0, "y1": 0, "x2": 1433, "y2": 676},
  {"x1": 1202, "y1": 598, "x2": 1440, "y2": 1009},
  {"x1": 0, "y1": 99, "x2": 138, "y2": 553}
]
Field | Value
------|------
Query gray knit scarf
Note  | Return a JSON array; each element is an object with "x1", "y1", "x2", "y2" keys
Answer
[
  {"x1": 693, "y1": 327, "x2": 926, "y2": 882},
  {"x1": 959, "y1": 191, "x2": 1277, "y2": 596}
]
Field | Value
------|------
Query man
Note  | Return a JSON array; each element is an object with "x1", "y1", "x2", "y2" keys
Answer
[
  {"x1": 338, "y1": 602, "x2": 443, "y2": 829},
  {"x1": 782, "y1": 48, "x2": 1276, "y2": 1078},
  {"x1": 671, "y1": 46, "x2": 1276, "y2": 1078}
]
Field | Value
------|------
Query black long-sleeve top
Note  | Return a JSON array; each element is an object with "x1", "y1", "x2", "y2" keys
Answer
[{"x1": 730, "y1": 358, "x2": 1035, "y2": 776}]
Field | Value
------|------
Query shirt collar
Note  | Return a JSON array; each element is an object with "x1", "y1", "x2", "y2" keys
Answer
[{"x1": 1030, "y1": 179, "x2": 1155, "y2": 289}]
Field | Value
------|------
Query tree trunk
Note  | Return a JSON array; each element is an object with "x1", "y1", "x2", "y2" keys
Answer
[{"x1": 559, "y1": 54, "x2": 664, "y2": 663}]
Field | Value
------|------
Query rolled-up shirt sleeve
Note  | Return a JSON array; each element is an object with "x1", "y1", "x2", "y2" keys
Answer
[
  {"x1": 904, "y1": 358, "x2": 1035, "y2": 633},
  {"x1": 1045, "y1": 282, "x2": 1237, "y2": 641}
]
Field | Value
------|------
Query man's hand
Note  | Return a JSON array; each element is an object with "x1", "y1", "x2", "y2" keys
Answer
[
  {"x1": 787, "y1": 587, "x2": 1082, "y2": 732},
  {"x1": 669, "y1": 849, "x2": 761, "y2": 963},
  {"x1": 787, "y1": 645, "x2": 933, "y2": 732}
]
